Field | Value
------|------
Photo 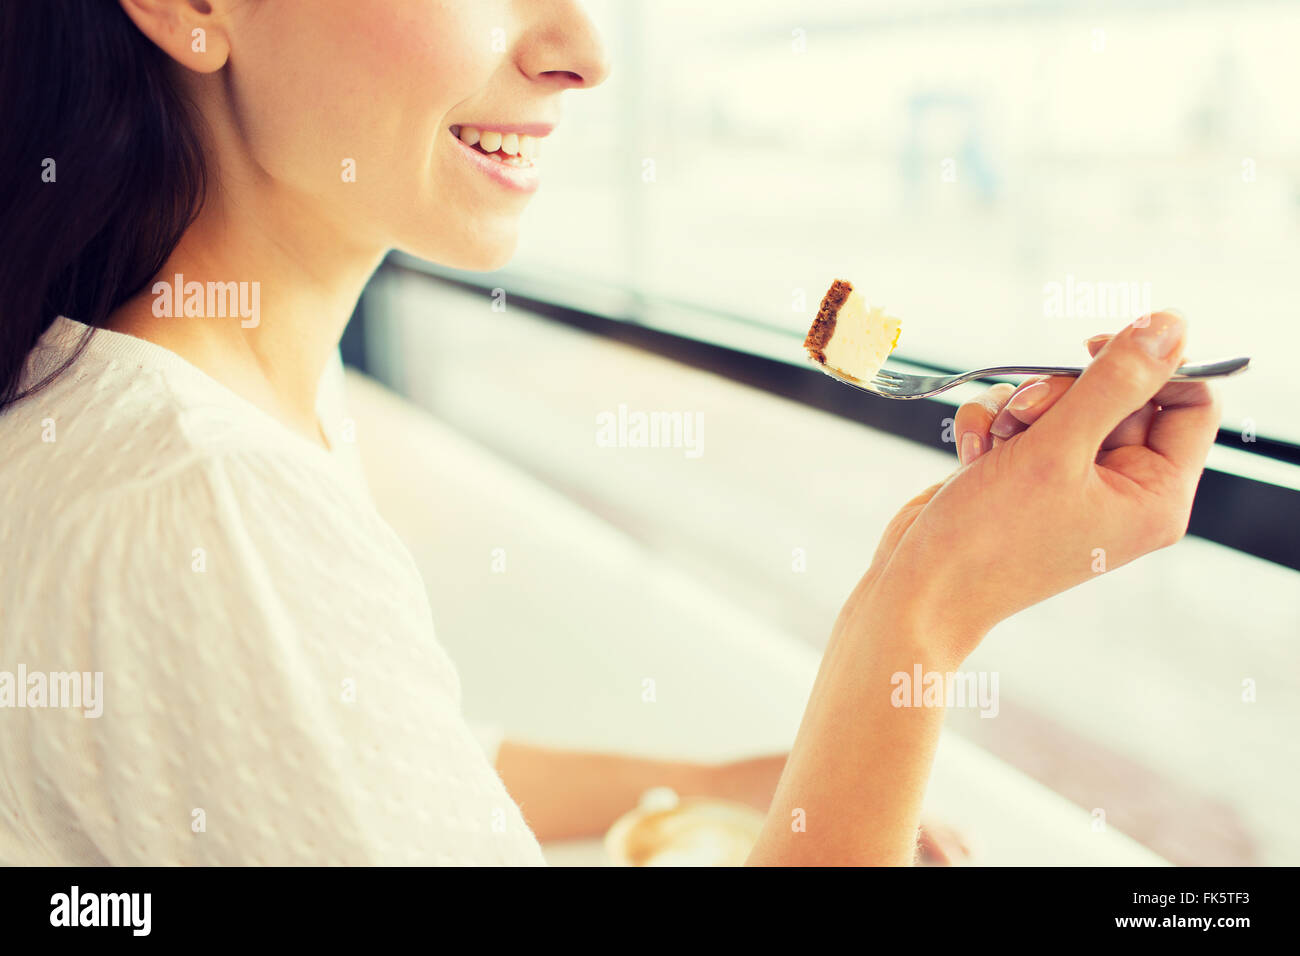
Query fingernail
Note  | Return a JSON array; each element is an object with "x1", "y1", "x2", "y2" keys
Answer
[
  {"x1": 1007, "y1": 380, "x2": 1050, "y2": 413},
  {"x1": 1084, "y1": 334, "x2": 1109, "y2": 349},
  {"x1": 1132, "y1": 312, "x2": 1186, "y2": 360},
  {"x1": 959, "y1": 432, "x2": 982, "y2": 465},
  {"x1": 990, "y1": 409, "x2": 1019, "y2": 439}
]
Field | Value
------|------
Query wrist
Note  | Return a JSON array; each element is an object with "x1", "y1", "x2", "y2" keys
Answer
[{"x1": 851, "y1": 563, "x2": 988, "y2": 670}]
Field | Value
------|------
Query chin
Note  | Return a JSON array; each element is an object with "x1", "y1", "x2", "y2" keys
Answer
[
  {"x1": 464, "y1": 238, "x2": 518, "y2": 272},
  {"x1": 398, "y1": 214, "x2": 522, "y2": 273}
]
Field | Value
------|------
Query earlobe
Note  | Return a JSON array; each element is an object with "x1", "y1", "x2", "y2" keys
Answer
[{"x1": 117, "y1": 0, "x2": 231, "y2": 74}]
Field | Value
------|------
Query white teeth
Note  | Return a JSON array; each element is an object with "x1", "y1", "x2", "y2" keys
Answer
[{"x1": 455, "y1": 126, "x2": 541, "y2": 165}]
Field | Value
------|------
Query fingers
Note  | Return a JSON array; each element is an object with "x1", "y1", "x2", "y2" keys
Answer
[
  {"x1": 988, "y1": 375, "x2": 1073, "y2": 446},
  {"x1": 1082, "y1": 332, "x2": 1217, "y2": 464},
  {"x1": 1084, "y1": 334, "x2": 1157, "y2": 450},
  {"x1": 1029, "y1": 311, "x2": 1188, "y2": 464},
  {"x1": 916, "y1": 822, "x2": 974, "y2": 866},
  {"x1": 1146, "y1": 377, "x2": 1221, "y2": 475},
  {"x1": 953, "y1": 315, "x2": 1210, "y2": 469},
  {"x1": 952, "y1": 383, "x2": 1015, "y2": 465},
  {"x1": 870, "y1": 479, "x2": 947, "y2": 562}
]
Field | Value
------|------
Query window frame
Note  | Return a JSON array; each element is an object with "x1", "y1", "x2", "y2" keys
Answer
[{"x1": 367, "y1": 253, "x2": 1300, "y2": 573}]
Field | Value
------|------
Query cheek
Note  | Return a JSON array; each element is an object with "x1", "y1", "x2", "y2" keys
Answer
[{"x1": 231, "y1": 1, "x2": 496, "y2": 198}]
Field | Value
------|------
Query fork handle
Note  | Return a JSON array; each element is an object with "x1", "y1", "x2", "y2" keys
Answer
[{"x1": 971, "y1": 356, "x2": 1250, "y2": 381}]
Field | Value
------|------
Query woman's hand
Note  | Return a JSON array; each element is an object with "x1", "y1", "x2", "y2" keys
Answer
[
  {"x1": 748, "y1": 311, "x2": 1220, "y2": 866},
  {"x1": 872, "y1": 310, "x2": 1219, "y2": 658},
  {"x1": 953, "y1": 331, "x2": 1168, "y2": 462}
]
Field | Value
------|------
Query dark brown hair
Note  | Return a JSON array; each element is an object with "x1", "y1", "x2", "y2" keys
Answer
[{"x1": 0, "y1": 0, "x2": 208, "y2": 409}]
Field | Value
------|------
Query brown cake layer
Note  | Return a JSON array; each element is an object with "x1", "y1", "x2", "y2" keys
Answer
[{"x1": 803, "y1": 279, "x2": 853, "y2": 364}]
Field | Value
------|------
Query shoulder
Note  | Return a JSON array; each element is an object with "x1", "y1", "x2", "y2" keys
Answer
[
  {"x1": 0, "y1": 334, "x2": 411, "y2": 603},
  {"x1": 3, "y1": 324, "x2": 357, "y2": 518}
]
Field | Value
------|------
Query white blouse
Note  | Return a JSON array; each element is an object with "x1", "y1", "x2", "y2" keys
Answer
[{"x1": 0, "y1": 316, "x2": 545, "y2": 865}]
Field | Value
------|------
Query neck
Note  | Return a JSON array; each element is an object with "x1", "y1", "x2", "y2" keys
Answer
[{"x1": 105, "y1": 82, "x2": 388, "y2": 449}]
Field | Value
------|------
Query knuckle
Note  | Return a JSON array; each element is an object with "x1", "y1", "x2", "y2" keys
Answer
[
  {"x1": 988, "y1": 382, "x2": 1017, "y2": 401},
  {"x1": 1144, "y1": 505, "x2": 1189, "y2": 549},
  {"x1": 973, "y1": 383, "x2": 1014, "y2": 416},
  {"x1": 1166, "y1": 503, "x2": 1193, "y2": 545},
  {"x1": 952, "y1": 406, "x2": 983, "y2": 436},
  {"x1": 1097, "y1": 348, "x2": 1154, "y2": 385}
]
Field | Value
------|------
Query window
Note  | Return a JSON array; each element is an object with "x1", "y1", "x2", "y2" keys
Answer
[
  {"x1": 366, "y1": 0, "x2": 1300, "y2": 866},
  {"x1": 498, "y1": 0, "x2": 1300, "y2": 448}
]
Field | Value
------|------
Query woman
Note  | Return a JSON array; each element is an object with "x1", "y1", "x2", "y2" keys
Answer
[{"x1": 0, "y1": 1, "x2": 1216, "y2": 865}]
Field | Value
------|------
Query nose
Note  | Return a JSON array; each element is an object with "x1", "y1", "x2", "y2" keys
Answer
[{"x1": 515, "y1": 0, "x2": 611, "y2": 90}]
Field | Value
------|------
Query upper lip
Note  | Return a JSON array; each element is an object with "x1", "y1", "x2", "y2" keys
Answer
[{"x1": 449, "y1": 122, "x2": 555, "y2": 138}]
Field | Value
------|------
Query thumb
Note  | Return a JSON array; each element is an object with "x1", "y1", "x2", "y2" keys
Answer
[{"x1": 1029, "y1": 311, "x2": 1187, "y2": 462}]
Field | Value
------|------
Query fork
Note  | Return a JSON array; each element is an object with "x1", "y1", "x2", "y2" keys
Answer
[{"x1": 815, "y1": 356, "x2": 1251, "y2": 400}]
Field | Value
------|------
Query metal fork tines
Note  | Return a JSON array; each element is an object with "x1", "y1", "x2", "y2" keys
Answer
[{"x1": 822, "y1": 357, "x2": 1251, "y2": 400}]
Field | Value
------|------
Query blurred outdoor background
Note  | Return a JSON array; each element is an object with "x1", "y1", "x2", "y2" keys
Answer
[
  {"x1": 517, "y1": 0, "x2": 1300, "y2": 443},
  {"x1": 356, "y1": 0, "x2": 1300, "y2": 865}
]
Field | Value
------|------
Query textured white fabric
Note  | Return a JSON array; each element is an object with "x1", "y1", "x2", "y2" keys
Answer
[
  {"x1": 466, "y1": 720, "x2": 507, "y2": 769},
  {"x1": 0, "y1": 317, "x2": 544, "y2": 865}
]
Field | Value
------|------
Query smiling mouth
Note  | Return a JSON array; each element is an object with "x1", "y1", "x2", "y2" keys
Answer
[{"x1": 450, "y1": 125, "x2": 539, "y2": 168}]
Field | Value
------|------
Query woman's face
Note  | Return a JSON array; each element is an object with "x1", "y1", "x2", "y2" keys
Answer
[{"x1": 163, "y1": 0, "x2": 609, "y2": 270}]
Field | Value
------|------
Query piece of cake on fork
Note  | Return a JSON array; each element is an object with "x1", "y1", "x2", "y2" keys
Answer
[{"x1": 803, "y1": 279, "x2": 901, "y2": 383}]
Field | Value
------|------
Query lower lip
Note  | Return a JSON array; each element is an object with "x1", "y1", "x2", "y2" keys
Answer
[{"x1": 450, "y1": 132, "x2": 540, "y2": 194}]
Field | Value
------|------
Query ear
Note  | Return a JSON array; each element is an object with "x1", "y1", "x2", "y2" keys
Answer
[{"x1": 117, "y1": 0, "x2": 231, "y2": 74}]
